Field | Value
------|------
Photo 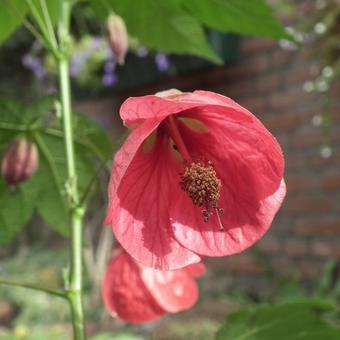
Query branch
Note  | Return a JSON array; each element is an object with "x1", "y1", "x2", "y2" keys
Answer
[{"x1": 0, "y1": 279, "x2": 67, "y2": 299}]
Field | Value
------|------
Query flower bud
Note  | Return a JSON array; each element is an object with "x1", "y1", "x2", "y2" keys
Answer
[
  {"x1": 1, "y1": 138, "x2": 39, "y2": 187},
  {"x1": 107, "y1": 15, "x2": 128, "y2": 65}
]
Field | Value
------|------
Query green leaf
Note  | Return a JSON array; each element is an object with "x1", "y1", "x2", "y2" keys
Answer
[
  {"x1": 0, "y1": 96, "x2": 109, "y2": 238},
  {"x1": 182, "y1": 0, "x2": 291, "y2": 40},
  {"x1": 0, "y1": 0, "x2": 28, "y2": 43},
  {"x1": 0, "y1": 177, "x2": 38, "y2": 244},
  {"x1": 91, "y1": 0, "x2": 222, "y2": 63},
  {"x1": 33, "y1": 133, "x2": 94, "y2": 236},
  {"x1": 73, "y1": 112, "x2": 114, "y2": 161},
  {"x1": 31, "y1": 0, "x2": 60, "y2": 26},
  {"x1": 0, "y1": 0, "x2": 59, "y2": 45},
  {"x1": 0, "y1": 95, "x2": 56, "y2": 151},
  {"x1": 216, "y1": 300, "x2": 340, "y2": 340}
]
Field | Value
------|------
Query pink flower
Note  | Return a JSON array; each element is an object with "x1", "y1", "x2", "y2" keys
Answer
[
  {"x1": 1, "y1": 138, "x2": 38, "y2": 187},
  {"x1": 102, "y1": 249, "x2": 206, "y2": 324},
  {"x1": 105, "y1": 89, "x2": 286, "y2": 270}
]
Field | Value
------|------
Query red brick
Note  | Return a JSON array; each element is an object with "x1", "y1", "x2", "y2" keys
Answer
[
  {"x1": 281, "y1": 196, "x2": 332, "y2": 214},
  {"x1": 269, "y1": 89, "x2": 313, "y2": 111},
  {"x1": 270, "y1": 257, "x2": 295, "y2": 275},
  {"x1": 295, "y1": 217, "x2": 340, "y2": 236},
  {"x1": 220, "y1": 253, "x2": 264, "y2": 274},
  {"x1": 255, "y1": 73, "x2": 281, "y2": 93},
  {"x1": 283, "y1": 239, "x2": 307, "y2": 256},
  {"x1": 297, "y1": 45, "x2": 318, "y2": 60},
  {"x1": 262, "y1": 112, "x2": 301, "y2": 131},
  {"x1": 292, "y1": 128, "x2": 322, "y2": 149},
  {"x1": 285, "y1": 154, "x2": 306, "y2": 171},
  {"x1": 257, "y1": 236, "x2": 280, "y2": 254},
  {"x1": 297, "y1": 260, "x2": 326, "y2": 278},
  {"x1": 275, "y1": 132, "x2": 290, "y2": 147},
  {"x1": 271, "y1": 50, "x2": 293, "y2": 68},
  {"x1": 226, "y1": 55, "x2": 269, "y2": 78},
  {"x1": 322, "y1": 173, "x2": 340, "y2": 192},
  {"x1": 285, "y1": 174, "x2": 316, "y2": 193},
  {"x1": 238, "y1": 96, "x2": 268, "y2": 114},
  {"x1": 284, "y1": 63, "x2": 315, "y2": 85},
  {"x1": 307, "y1": 149, "x2": 340, "y2": 168},
  {"x1": 218, "y1": 79, "x2": 254, "y2": 98},
  {"x1": 310, "y1": 241, "x2": 336, "y2": 258},
  {"x1": 292, "y1": 127, "x2": 340, "y2": 149},
  {"x1": 241, "y1": 38, "x2": 277, "y2": 54}
]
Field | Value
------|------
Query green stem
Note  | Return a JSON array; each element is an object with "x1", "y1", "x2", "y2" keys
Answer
[
  {"x1": 0, "y1": 279, "x2": 66, "y2": 299},
  {"x1": 58, "y1": 1, "x2": 86, "y2": 339},
  {"x1": 0, "y1": 122, "x2": 28, "y2": 131}
]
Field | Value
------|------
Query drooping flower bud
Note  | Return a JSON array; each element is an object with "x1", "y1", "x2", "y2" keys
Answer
[
  {"x1": 107, "y1": 14, "x2": 128, "y2": 65},
  {"x1": 1, "y1": 138, "x2": 39, "y2": 187}
]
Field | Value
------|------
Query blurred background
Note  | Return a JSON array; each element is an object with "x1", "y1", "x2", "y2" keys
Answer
[{"x1": 0, "y1": 0, "x2": 340, "y2": 339}]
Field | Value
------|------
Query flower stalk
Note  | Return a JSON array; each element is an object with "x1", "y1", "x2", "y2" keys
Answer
[{"x1": 57, "y1": 0, "x2": 86, "y2": 338}]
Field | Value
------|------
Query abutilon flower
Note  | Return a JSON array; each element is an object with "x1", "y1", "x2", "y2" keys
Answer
[
  {"x1": 102, "y1": 249, "x2": 206, "y2": 324},
  {"x1": 105, "y1": 89, "x2": 286, "y2": 270},
  {"x1": 1, "y1": 138, "x2": 39, "y2": 187},
  {"x1": 107, "y1": 14, "x2": 128, "y2": 65}
]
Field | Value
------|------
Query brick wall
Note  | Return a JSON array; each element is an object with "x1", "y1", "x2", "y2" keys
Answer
[{"x1": 77, "y1": 0, "x2": 340, "y2": 294}]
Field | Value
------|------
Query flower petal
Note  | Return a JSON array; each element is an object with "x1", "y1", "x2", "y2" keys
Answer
[
  {"x1": 120, "y1": 90, "x2": 246, "y2": 127},
  {"x1": 111, "y1": 132, "x2": 201, "y2": 270},
  {"x1": 171, "y1": 179, "x2": 286, "y2": 257},
  {"x1": 102, "y1": 250, "x2": 165, "y2": 323},
  {"x1": 141, "y1": 264, "x2": 203, "y2": 313},
  {"x1": 105, "y1": 117, "x2": 163, "y2": 225},
  {"x1": 183, "y1": 262, "x2": 207, "y2": 278}
]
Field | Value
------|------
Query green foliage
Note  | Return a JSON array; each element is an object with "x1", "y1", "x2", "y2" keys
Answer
[
  {"x1": 0, "y1": 178, "x2": 38, "y2": 244},
  {"x1": 0, "y1": 0, "x2": 59, "y2": 44},
  {"x1": 0, "y1": 95, "x2": 113, "y2": 243},
  {"x1": 0, "y1": 0, "x2": 28, "y2": 43},
  {"x1": 1, "y1": 0, "x2": 289, "y2": 63},
  {"x1": 91, "y1": 0, "x2": 222, "y2": 63},
  {"x1": 90, "y1": 333, "x2": 141, "y2": 340},
  {"x1": 90, "y1": 0, "x2": 289, "y2": 63},
  {"x1": 0, "y1": 247, "x2": 69, "y2": 325},
  {"x1": 216, "y1": 300, "x2": 340, "y2": 340},
  {"x1": 183, "y1": 0, "x2": 291, "y2": 39},
  {"x1": 0, "y1": 325, "x2": 69, "y2": 340}
]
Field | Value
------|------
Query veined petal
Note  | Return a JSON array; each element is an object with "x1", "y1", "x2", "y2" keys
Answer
[
  {"x1": 171, "y1": 179, "x2": 286, "y2": 257},
  {"x1": 169, "y1": 112, "x2": 285, "y2": 256},
  {"x1": 141, "y1": 263, "x2": 204, "y2": 313},
  {"x1": 120, "y1": 90, "x2": 248, "y2": 127},
  {"x1": 179, "y1": 105, "x2": 284, "y2": 200},
  {"x1": 102, "y1": 250, "x2": 165, "y2": 323},
  {"x1": 111, "y1": 132, "x2": 201, "y2": 270},
  {"x1": 105, "y1": 117, "x2": 163, "y2": 225}
]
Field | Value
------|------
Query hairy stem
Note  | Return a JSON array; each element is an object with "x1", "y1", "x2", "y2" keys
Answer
[{"x1": 58, "y1": 0, "x2": 86, "y2": 338}]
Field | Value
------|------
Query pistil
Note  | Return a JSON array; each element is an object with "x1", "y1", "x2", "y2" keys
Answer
[
  {"x1": 180, "y1": 161, "x2": 225, "y2": 231},
  {"x1": 163, "y1": 116, "x2": 191, "y2": 161},
  {"x1": 163, "y1": 116, "x2": 225, "y2": 231}
]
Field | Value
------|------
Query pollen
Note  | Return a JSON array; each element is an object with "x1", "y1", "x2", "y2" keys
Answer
[
  {"x1": 180, "y1": 160, "x2": 221, "y2": 207},
  {"x1": 180, "y1": 160, "x2": 225, "y2": 230}
]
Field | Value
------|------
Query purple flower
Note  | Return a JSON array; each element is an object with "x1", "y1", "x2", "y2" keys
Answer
[
  {"x1": 104, "y1": 60, "x2": 116, "y2": 73},
  {"x1": 155, "y1": 53, "x2": 170, "y2": 72},
  {"x1": 136, "y1": 46, "x2": 148, "y2": 58},
  {"x1": 102, "y1": 72, "x2": 118, "y2": 87},
  {"x1": 89, "y1": 36, "x2": 104, "y2": 50},
  {"x1": 22, "y1": 54, "x2": 46, "y2": 80},
  {"x1": 70, "y1": 52, "x2": 88, "y2": 77}
]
